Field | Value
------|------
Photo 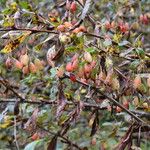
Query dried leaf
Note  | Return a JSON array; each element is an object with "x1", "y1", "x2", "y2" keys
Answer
[
  {"x1": 47, "y1": 45, "x2": 56, "y2": 67},
  {"x1": 1, "y1": 31, "x2": 31, "y2": 53},
  {"x1": 24, "y1": 108, "x2": 39, "y2": 132}
]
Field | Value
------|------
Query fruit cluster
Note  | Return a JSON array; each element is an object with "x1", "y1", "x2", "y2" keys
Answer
[
  {"x1": 5, "y1": 54, "x2": 44, "y2": 75},
  {"x1": 104, "y1": 20, "x2": 129, "y2": 33},
  {"x1": 57, "y1": 21, "x2": 86, "y2": 34}
]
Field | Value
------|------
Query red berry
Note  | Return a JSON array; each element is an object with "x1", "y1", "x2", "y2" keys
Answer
[
  {"x1": 57, "y1": 25, "x2": 65, "y2": 32},
  {"x1": 15, "y1": 59, "x2": 23, "y2": 69},
  {"x1": 66, "y1": 62, "x2": 73, "y2": 72},
  {"x1": 116, "y1": 106, "x2": 122, "y2": 113},
  {"x1": 70, "y1": 74, "x2": 76, "y2": 82},
  {"x1": 79, "y1": 26, "x2": 86, "y2": 32},
  {"x1": 123, "y1": 100, "x2": 129, "y2": 109},
  {"x1": 31, "y1": 132, "x2": 39, "y2": 141},
  {"x1": 22, "y1": 66, "x2": 29, "y2": 75},
  {"x1": 72, "y1": 59, "x2": 78, "y2": 70},
  {"x1": 70, "y1": 1, "x2": 77, "y2": 13},
  {"x1": 29, "y1": 62, "x2": 37, "y2": 73},
  {"x1": 105, "y1": 21, "x2": 111, "y2": 30}
]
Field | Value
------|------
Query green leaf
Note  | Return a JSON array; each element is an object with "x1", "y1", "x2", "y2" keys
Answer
[
  {"x1": 24, "y1": 139, "x2": 43, "y2": 150},
  {"x1": 135, "y1": 48, "x2": 145, "y2": 58},
  {"x1": 85, "y1": 47, "x2": 95, "y2": 53},
  {"x1": 130, "y1": 60, "x2": 140, "y2": 70}
]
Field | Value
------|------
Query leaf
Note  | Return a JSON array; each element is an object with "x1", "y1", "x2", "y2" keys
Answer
[
  {"x1": 46, "y1": 45, "x2": 56, "y2": 67},
  {"x1": 47, "y1": 135, "x2": 58, "y2": 150},
  {"x1": 81, "y1": 0, "x2": 91, "y2": 20},
  {"x1": 135, "y1": 48, "x2": 145, "y2": 58},
  {"x1": 24, "y1": 108, "x2": 39, "y2": 131},
  {"x1": 90, "y1": 111, "x2": 99, "y2": 136},
  {"x1": 1, "y1": 31, "x2": 31, "y2": 53},
  {"x1": 24, "y1": 139, "x2": 43, "y2": 150},
  {"x1": 56, "y1": 83, "x2": 67, "y2": 119}
]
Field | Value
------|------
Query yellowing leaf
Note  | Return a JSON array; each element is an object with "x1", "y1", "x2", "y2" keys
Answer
[{"x1": 1, "y1": 31, "x2": 31, "y2": 53}]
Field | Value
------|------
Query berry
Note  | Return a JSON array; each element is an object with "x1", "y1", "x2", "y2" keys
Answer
[
  {"x1": 72, "y1": 59, "x2": 78, "y2": 70},
  {"x1": 133, "y1": 75, "x2": 141, "y2": 89},
  {"x1": 70, "y1": 74, "x2": 76, "y2": 82},
  {"x1": 31, "y1": 132, "x2": 39, "y2": 141},
  {"x1": 64, "y1": 22, "x2": 73, "y2": 29},
  {"x1": 15, "y1": 59, "x2": 23, "y2": 69},
  {"x1": 57, "y1": 25, "x2": 65, "y2": 32},
  {"x1": 20, "y1": 54, "x2": 29, "y2": 66},
  {"x1": 116, "y1": 106, "x2": 122, "y2": 113},
  {"x1": 70, "y1": 1, "x2": 77, "y2": 13},
  {"x1": 79, "y1": 26, "x2": 86, "y2": 32},
  {"x1": 66, "y1": 62, "x2": 73, "y2": 72},
  {"x1": 22, "y1": 66, "x2": 29, "y2": 75},
  {"x1": 29, "y1": 62, "x2": 37, "y2": 73}
]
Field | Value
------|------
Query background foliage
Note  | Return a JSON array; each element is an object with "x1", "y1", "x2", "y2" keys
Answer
[{"x1": 0, "y1": 0, "x2": 150, "y2": 150}]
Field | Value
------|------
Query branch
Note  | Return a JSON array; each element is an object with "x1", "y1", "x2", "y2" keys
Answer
[
  {"x1": 37, "y1": 125, "x2": 82, "y2": 150},
  {"x1": 63, "y1": 73, "x2": 148, "y2": 125},
  {"x1": 0, "y1": 27, "x2": 58, "y2": 34}
]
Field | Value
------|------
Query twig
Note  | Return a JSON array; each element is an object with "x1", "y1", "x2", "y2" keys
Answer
[
  {"x1": 37, "y1": 125, "x2": 82, "y2": 150},
  {"x1": 63, "y1": 73, "x2": 148, "y2": 125},
  {"x1": 0, "y1": 27, "x2": 58, "y2": 34},
  {"x1": 14, "y1": 116, "x2": 20, "y2": 150},
  {"x1": 0, "y1": 77, "x2": 25, "y2": 101}
]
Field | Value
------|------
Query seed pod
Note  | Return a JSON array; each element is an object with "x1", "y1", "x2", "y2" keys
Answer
[
  {"x1": 22, "y1": 66, "x2": 29, "y2": 75},
  {"x1": 31, "y1": 132, "x2": 39, "y2": 141},
  {"x1": 20, "y1": 54, "x2": 29, "y2": 66},
  {"x1": 5, "y1": 57, "x2": 12, "y2": 68},
  {"x1": 79, "y1": 26, "x2": 86, "y2": 32},
  {"x1": 15, "y1": 59, "x2": 23, "y2": 69},
  {"x1": 72, "y1": 59, "x2": 78, "y2": 70},
  {"x1": 34, "y1": 58, "x2": 44, "y2": 71},
  {"x1": 70, "y1": 1, "x2": 77, "y2": 13},
  {"x1": 133, "y1": 75, "x2": 141, "y2": 89},
  {"x1": 116, "y1": 106, "x2": 122, "y2": 113},
  {"x1": 64, "y1": 22, "x2": 73, "y2": 29},
  {"x1": 57, "y1": 25, "x2": 65, "y2": 32},
  {"x1": 133, "y1": 97, "x2": 139, "y2": 107},
  {"x1": 72, "y1": 27, "x2": 80, "y2": 34},
  {"x1": 66, "y1": 62, "x2": 73, "y2": 72},
  {"x1": 29, "y1": 62, "x2": 37, "y2": 73}
]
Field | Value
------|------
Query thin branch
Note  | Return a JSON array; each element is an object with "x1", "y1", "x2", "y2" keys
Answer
[
  {"x1": 0, "y1": 27, "x2": 58, "y2": 34},
  {"x1": 37, "y1": 125, "x2": 82, "y2": 150},
  {"x1": 63, "y1": 73, "x2": 148, "y2": 125}
]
